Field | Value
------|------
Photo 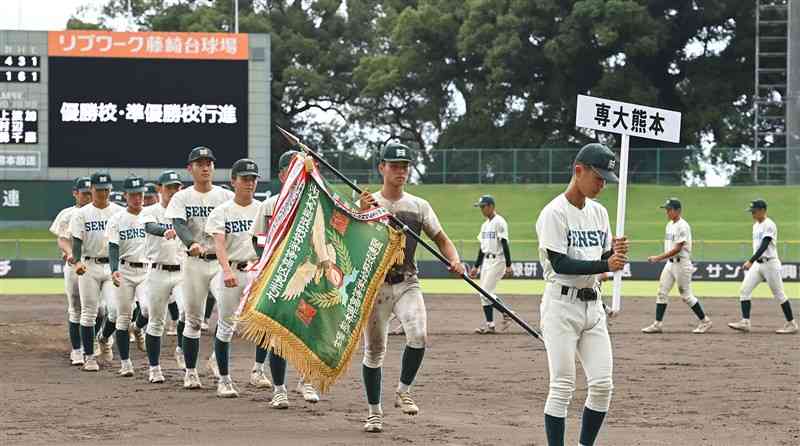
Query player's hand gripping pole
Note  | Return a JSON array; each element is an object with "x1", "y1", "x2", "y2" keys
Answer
[
  {"x1": 611, "y1": 134, "x2": 630, "y2": 312},
  {"x1": 277, "y1": 126, "x2": 543, "y2": 342}
]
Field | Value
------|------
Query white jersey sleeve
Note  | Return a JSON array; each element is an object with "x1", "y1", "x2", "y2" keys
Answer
[
  {"x1": 496, "y1": 215, "x2": 509, "y2": 240},
  {"x1": 536, "y1": 204, "x2": 569, "y2": 255},
  {"x1": 753, "y1": 218, "x2": 779, "y2": 259},
  {"x1": 106, "y1": 212, "x2": 120, "y2": 245},
  {"x1": 250, "y1": 195, "x2": 278, "y2": 236},
  {"x1": 420, "y1": 199, "x2": 443, "y2": 239},
  {"x1": 50, "y1": 207, "x2": 74, "y2": 238}
]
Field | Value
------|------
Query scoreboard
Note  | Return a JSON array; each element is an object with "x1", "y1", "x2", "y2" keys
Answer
[{"x1": 0, "y1": 30, "x2": 270, "y2": 180}]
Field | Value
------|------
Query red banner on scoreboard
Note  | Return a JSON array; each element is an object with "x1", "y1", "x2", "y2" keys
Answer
[{"x1": 48, "y1": 31, "x2": 249, "y2": 60}]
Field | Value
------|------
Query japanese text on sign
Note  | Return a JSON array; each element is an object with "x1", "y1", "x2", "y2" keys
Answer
[
  {"x1": 59, "y1": 102, "x2": 238, "y2": 125},
  {"x1": 48, "y1": 31, "x2": 249, "y2": 60},
  {"x1": 575, "y1": 95, "x2": 681, "y2": 143},
  {"x1": 0, "y1": 151, "x2": 39, "y2": 169},
  {"x1": 0, "y1": 109, "x2": 38, "y2": 144}
]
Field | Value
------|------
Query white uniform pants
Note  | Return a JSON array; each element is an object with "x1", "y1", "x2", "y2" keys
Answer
[
  {"x1": 181, "y1": 257, "x2": 221, "y2": 339},
  {"x1": 63, "y1": 263, "x2": 81, "y2": 323},
  {"x1": 479, "y1": 256, "x2": 506, "y2": 306},
  {"x1": 211, "y1": 267, "x2": 250, "y2": 343},
  {"x1": 113, "y1": 263, "x2": 148, "y2": 330},
  {"x1": 740, "y1": 259, "x2": 787, "y2": 303},
  {"x1": 540, "y1": 282, "x2": 613, "y2": 418},
  {"x1": 145, "y1": 267, "x2": 183, "y2": 337},
  {"x1": 363, "y1": 277, "x2": 426, "y2": 368},
  {"x1": 78, "y1": 262, "x2": 114, "y2": 328},
  {"x1": 656, "y1": 260, "x2": 698, "y2": 307}
]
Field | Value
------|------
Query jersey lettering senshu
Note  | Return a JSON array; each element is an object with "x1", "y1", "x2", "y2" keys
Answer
[
  {"x1": 165, "y1": 185, "x2": 234, "y2": 253},
  {"x1": 107, "y1": 210, "x2": 148, "y2": 262},
  {"x1": 536, "y1": 194, "x2": 611, "y2": 289}
]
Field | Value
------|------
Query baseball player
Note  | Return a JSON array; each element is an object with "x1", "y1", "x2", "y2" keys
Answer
[
  {"x1": 205, "y1": 158, "x2": 267, "y2": 398},
  {"x1": 106, "y1": 175, "x2": 150, "y2": 377},
  {"x1": 166, "y1": 146, "x2": 234, "y2": 389},
  {"x1": 358, "y1": 143, "x2": 465, "y2": 433},
  {"x1": 534, "y1": 143, "x2": 628, "y2": 446},
  {"x1": 50, "y1": 176, "x2": 93, "y2": 365},
  {"x1": 642, "y1": 198, "x2": 712, "y2": 334},
  {"x1": 469, "y1": 195, "x2": 513, "y2": 334},
  {"x1": 143, "y1": 183, "x2": 159, "y2": 207},
  {"x1": 249, "y1": 150, "x2": 319, "y2": 408},
  {"x1": 70, "y1": 172, "x2": 124, "y2": 371},
  {"x1": 140, "y1": 170, "x2": 186, "y2": 383},
  {"x1": 728, "y1": 200, "x2": 797, "y2": 334}
]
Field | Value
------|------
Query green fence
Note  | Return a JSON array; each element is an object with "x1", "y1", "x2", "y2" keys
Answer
[
  {"x1": 325, "y1": 146, "x2": 796, "y2": 185},
  {"x1": 5, "y1": 238, "x2": 797, "y2": 263}
]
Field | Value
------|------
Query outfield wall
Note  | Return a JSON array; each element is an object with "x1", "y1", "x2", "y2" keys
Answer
[{"x1": 2, "y1": 259, "x2": 798, "y2": 283}]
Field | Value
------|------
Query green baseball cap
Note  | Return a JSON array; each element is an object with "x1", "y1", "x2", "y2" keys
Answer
[
  {"x1": 660, "y1": 198, "x2": 681, "y2": 210},
  {"x1": 73, "y1": 176, "x2": 91, "y2": 193},
  {"x1": 110, "y1": 191, "x2": 126, "y2": 205},
  {"x1": 144, "y1": 182, "x2": 158, "y2": 197},
  {"x1": 123, "y1": 175, "x2": 147, "y2": 193},
  {"x1": 157, "y1": 170, "x2": 182, "y2": 186},
  {"x1": 278, "y1": 150, "x2": 298, "y2": 171},
  {"x1": 187, "y1": 146, "x2": 216, "y2": 163},
  {"x1": 380, "y1": 143, "x2": 413, "y2": 163},
  {"x1": 474, "y1": 195, "x2": 495, "y2": 207},
  {"x1": 747, "y1": 199, "x2": 767, "y2": 212},
  {"x1": 90, "y1": 172, "x2": 113, "y2": 190},
  {"x1": 232, "y1": 158, "x2": 260, "y2": 177},
  {"x1": 574, "y1": 143, "x2": 618, "y2": 183}
]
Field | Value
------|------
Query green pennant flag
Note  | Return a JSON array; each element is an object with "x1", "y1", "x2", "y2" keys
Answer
[{"x1": 238, "y1": 155, "x2": 404, "y2": 392}]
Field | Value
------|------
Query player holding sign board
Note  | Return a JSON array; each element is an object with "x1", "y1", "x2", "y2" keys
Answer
[
  {"x1": 728, "y1": 200, "x2": 797, "y2": 334},
  {"x1": 535, "y1": 143, "x2": 628, "y2": 446},
  {"x1": 469, "y1": 195, "x2": 513, "y2": 334},
  {"x1": 641, "y1": 198, "x2": 712, "y2": 334}
]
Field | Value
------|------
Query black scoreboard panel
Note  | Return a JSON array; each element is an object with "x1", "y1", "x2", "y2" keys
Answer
[{"x1": 48, "y1": 56, "x2": 248, "y2": 168}]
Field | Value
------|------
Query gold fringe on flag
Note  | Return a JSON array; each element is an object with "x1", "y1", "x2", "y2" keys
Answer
[{"x1": 237, "y1": 227, "x2": 405, "y2": 393}]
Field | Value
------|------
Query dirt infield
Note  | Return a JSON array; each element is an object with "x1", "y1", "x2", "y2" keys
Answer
[{"x1": 1, "y1": 293, "x2": 797, "y2": 446}]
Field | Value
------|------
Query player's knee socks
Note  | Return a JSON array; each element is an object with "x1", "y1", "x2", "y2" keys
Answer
[
  {"x1": 741, "y1": 300, "x2": 751, "y2": 319},
  {"x1": 115, "y1": 327, "x2": 130, "y2": 361},
  {"x1": 214, "y1": 338, "x2": 230, "y2": 376},
  {"x1": 268, "y1": 351, "x2": 287, "y2": 386},
  {"x1": 168, "y1": 301, "x2": 180, "y2": 321},
  {"x1": 145, "y1": 334, "x2": 161, "y2": 366},
  {"x1": 255, "y1": 346, "x2": 268, "y2": 366},
  {"x1": 655, "y1": 303, "x2": 667, "y2": 321},
  {"x1": 781, "y1": 301, "x2": 794, "y2": 322},
  {"x1": 136, "y1": 312, "x2": 149, "y2": 331},
  {"x1": 68, "y1": 321, "x2": 82, "y2": 350},
  {"x1": 362, "y1": 364, "x2": 382, "y2": 405},
  {"x1": 482, "y1": 304, "x2": 493, "y2": 323},
  {"x1": 579, "y1": 407, "x2": 607, "y2": 446},
  {"x1": 94, "y1": 313, "x2": 104, "y2": 333},
  {"x1": 690, "y1": 302, "x2": 706, "y2": 320},
  {"x1": 183, "y1": 337, "x2": 199, "y2": 369},
  {"x1": 176, "y1": 320, "x2": 185, "y2": 349},
  {"x1": 399, "y1": 346, "x2": 425, "y2": 387},
  {"x1": 81, "y1": 325, "x2": 95, "y2": 356},
  {"x1": 544, "y1": 414, "x2": 565, "y2": 446},
  {"x1": 204, "y1": 294, "x2": 216, "y2": 320},
  {"x1": 101, "y1": 317, "x2": 116, "y2": 340}
]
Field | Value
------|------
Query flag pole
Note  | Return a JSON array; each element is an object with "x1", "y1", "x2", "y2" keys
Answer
[{"x1": 276, "y1": 126, "x2": 542, "y2": 341}]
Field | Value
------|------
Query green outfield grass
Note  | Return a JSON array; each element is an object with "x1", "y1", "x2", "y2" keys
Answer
[
  {"x1": 2, "y1": 277, "x2": 797, "y2": 298},
  {"x1": 2, "y1": 184, "x2": 799, "y2": 261}
]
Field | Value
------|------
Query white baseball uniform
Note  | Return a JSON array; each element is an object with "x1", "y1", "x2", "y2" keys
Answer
[
  {"x1": 476, "y1": 214, "x2": 509, "y2": 306},
  {"x1": 51, "y1": 206, "x2": 81, "y2": 324},
  {"x1": 535, "y1": 193, "x2": 613, "y2": 418},
  {"x1": 205, "y1": 198, "x2": 260, "y2": 343},
  {"x1": 70, "y1": 202, "x2": 124, "y2": 328},
  {"x1": 165, "y1": 185, "x2": 234, "y2": 339},
  {"x1": 740, "y1": 217, "x2": 786, "y2": 303},
  {"x1": 656, "y1": 218, "x2": 698, "y2": 307},
  {"x1": 141, "y1": 202, "x2": 186, "y2": 337},
  {"x1": 106, "y1": 209, "x2": 149, "y2": 332},
  {"x1": 362, "y1": 191, "x2": 442, "y2": 369}
]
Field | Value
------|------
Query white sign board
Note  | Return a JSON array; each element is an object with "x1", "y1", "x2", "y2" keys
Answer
[{"x1": 575, "y1": 94, "x2": 681, "y2": 143}]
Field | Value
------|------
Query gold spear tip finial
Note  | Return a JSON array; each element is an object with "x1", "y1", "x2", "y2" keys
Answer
[{"x1": 276, "y1": 126, "x2": 300, "y2": 145}]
